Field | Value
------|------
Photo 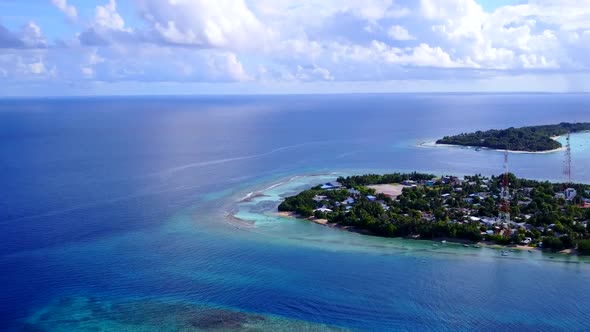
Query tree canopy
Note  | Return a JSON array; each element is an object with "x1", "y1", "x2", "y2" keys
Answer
[
  {"x1": 436, "y1": 122, "x2": 590, "y2": 152},
  {"x1": 279, "y1": 172, "x2": 590, "y2": 254}
]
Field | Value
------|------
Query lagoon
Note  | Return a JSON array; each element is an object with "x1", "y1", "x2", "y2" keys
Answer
[{"x1": 1, "y1": 94, "x2": 590, "y2": 331}]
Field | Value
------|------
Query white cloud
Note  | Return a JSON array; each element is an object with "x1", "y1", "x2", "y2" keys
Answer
[
  {"x1": 207, "y1": 52, "x2": 250, "y2": 81},
  {"x1": 0, "y1": 21, "x2": 47, "y2": 49},
  {"x1": 388, "y1": 25, "x2": 415, "y2": 40},
  {"x1": 3, "y1": 0, "x2": 590, "y2": 92},
  {"x1": 29, "y1": 60, "x2": 47, "y2": 75},
  {"x1": 81, "y1": 66, "x2": 94, "y2": 77},
  {"x1": 421, "y1": 0, "x2": 575, "y2": 69},
  {"x1": 95, "y1": 0, "x2": 127, "y2": 31},
  {"x1": 19, "y1": 22, "x2": 47, "y2": 48},
  {"x1": 294, "y1": 65, "x2": 334, "y2": 81},
  {"x1": 139, "y1": 0, "x2": 275, "y2": 50},
  {"x1": 526, "y1": 0, "x2": 590, "y2": 31},
  {"x1": 51, "y1": 0, "x2": 78, "y2": 21},
  {"x1": 251, "y1": 0, "x2": 409, "y2": 26},
  {"x1": 88, "y1": 50, "x2": 105, "y2": 65}
]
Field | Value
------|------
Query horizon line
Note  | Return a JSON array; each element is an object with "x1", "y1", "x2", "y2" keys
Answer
[{"x1": 2, "y1": 91, "x2": 590, "y2": 99}]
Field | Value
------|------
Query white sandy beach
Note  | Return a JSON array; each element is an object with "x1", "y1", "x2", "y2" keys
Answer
[{"x1": 418, "y1": 140, "x2": 566, "y2": 154}]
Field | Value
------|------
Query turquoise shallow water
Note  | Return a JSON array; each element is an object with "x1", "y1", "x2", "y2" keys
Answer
[{"x1": 2, "y1": 94, "x2": 590, "y2": 331}]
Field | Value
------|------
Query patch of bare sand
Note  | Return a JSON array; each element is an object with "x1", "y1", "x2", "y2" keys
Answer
[{"x1": 367, "y1": 184, "x2": 405, "y2": 198}]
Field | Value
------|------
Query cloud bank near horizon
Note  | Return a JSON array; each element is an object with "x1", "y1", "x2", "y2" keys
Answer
[{"x1": 1, "y1": 0, "x2": 590, "y2": 95}]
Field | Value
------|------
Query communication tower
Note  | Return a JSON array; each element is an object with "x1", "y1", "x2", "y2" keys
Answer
[
  {"x1": 564, "y1": 132, "x2": 572, "y2": 184},
  {"x1": 498, "y1": 150, "x2": 511, "y2": 226}
]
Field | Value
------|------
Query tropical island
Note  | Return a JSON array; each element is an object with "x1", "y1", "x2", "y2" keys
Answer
[
  {"x1": 436, "y1": 122, "x2": 590, "y2": 152},
  {"x1": 278, "y1": 172, "x2": 590, "y2": 255}
]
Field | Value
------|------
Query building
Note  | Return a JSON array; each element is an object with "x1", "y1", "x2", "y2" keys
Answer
[
  {"x1": 341, "y1": 197, "x2": 355, "y2": 205},
  {"x1": 481, "y1": 218, "x2": 496, "y2": 226},
  {"x1": 313, "y1": 195, "x2": 328, "y2": 202},
  {"x1": 523, "y1": 187, "x2": 534, "y2": 195},
  {"x1": 565, "y1": 188, "x2": 577, "y2": 201},
  {"x1": 347, "y1": 188, "x2": 361, "y2": 195},
  {"x1": 321, "y1": 182, "x2": 343, "y2": 190}
]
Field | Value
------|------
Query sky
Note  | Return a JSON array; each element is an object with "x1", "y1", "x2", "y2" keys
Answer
[{"x1": 0, "y1": 0, "x2": 589, "y2": 96}]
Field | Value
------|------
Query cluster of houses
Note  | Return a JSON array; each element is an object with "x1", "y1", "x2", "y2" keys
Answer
[
  {"x1": 310, "y1": 177, "x2": 590, "y2": 244},
  {"x1": 435, "y1": 179, "x2": 590, "y2": 240}
]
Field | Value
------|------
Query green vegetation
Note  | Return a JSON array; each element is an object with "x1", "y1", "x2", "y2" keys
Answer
[
  {"x1": 436, "y1": 122, "x2": 590, "y2": 152},
  {"x1": 337, "y1": 172, "x2": 434, "y2": 187},
  {"x1": 578, "y1": 240, "x2": 590, "y2": 255},
  {"x1": 279, "y1": 172, "x2": 590, "y2": 254}
]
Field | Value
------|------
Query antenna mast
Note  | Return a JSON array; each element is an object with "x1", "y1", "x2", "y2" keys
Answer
[
  {"x1": 564, "y1": 131, "x2": 572, "y2": 184},
  {"x1": 498, "y1": 150, "x2": 511, "y2": 232}
]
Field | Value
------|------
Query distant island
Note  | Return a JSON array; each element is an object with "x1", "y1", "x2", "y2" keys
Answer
[
  {"x1": 436, "y1": 122, "x2": 590, "y2": 152},
  {"x1": 278, "y1": 173, "x2": 590, "y2": 255}
]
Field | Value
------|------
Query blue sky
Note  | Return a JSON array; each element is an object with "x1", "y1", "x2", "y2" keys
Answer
[{"x1": 0, "y1": 0, "x2": 589, "y2": 96}]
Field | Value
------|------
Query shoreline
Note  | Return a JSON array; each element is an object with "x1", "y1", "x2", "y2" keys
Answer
[
  {"x1": 418, "y1": 140, "x2": 566, "y2": 154},
  {"x1": 417, "y1": 130, "x2": 590, "y2": 154},
  {"x1": 277, "y1": 211, "x2": 377, "y2": 236},
  {"x1": 277, "y1": 212, "x2": 580, "y2": 256}
]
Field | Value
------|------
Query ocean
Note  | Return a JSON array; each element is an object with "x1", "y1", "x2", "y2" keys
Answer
[{"x1": 1, "y1": 94, "x2": 590, "y2": 331}]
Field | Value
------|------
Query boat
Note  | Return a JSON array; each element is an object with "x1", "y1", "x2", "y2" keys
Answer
[
  {"x1": 463, "y1": 244, "x2": 469, "y2": 247},
  {"x1": 441, "y1": 240, "x2": 447, "y2": 244},
  {"x1": 473, "y1": 245, "x2": 481, "y2": 248}
]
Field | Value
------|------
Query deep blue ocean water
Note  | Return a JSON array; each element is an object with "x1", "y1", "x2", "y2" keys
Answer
[{"x1": 1, "y1": 94, "x2": 590, "y2": 331}]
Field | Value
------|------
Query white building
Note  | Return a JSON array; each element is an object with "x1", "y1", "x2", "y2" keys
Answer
[{"x1": 565, "y1": 188, "x2": 577, "y2": 201}]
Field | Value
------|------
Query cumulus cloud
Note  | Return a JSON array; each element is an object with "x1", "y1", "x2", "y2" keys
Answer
[
  {"x1": 292, "y1": 65, "x2": 334, "y2": 81},
  {"x1": 0, "y1": 22, "x2": 47, "y2": 49},
  {"x1": 29, "y1": 61, "x2": 47, "y2": 74},
  {"x1": 95, "y1": 0, "x2": 127, "y2": 31},
  {"x1": 420, "y1": 0, "x2": 577, "y2": 69},
  {"x1": 0, "y1": 54, "x2": 58, "y2": 79},
  {"x1": 2, "y1": 0, "x2": 590, "y2": 92},
  {"x1": 387, "y1": 25, "x2": 415, "y2": 40},
  {"x1": 51, "y1": 0, "x2": 78, "y2": 21},
  {"x1": 138, "y1": 0, "x2": 275, "y2": 50},
  {"x1": 77, "y1": 0, "x2": 135, "y2": 46},
  {"x1": 20, "y1": 22, "x2": 47, "y2": 48},
  {"x1": 207, "y1": 52, "x2": 250, "y2": 81}
]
